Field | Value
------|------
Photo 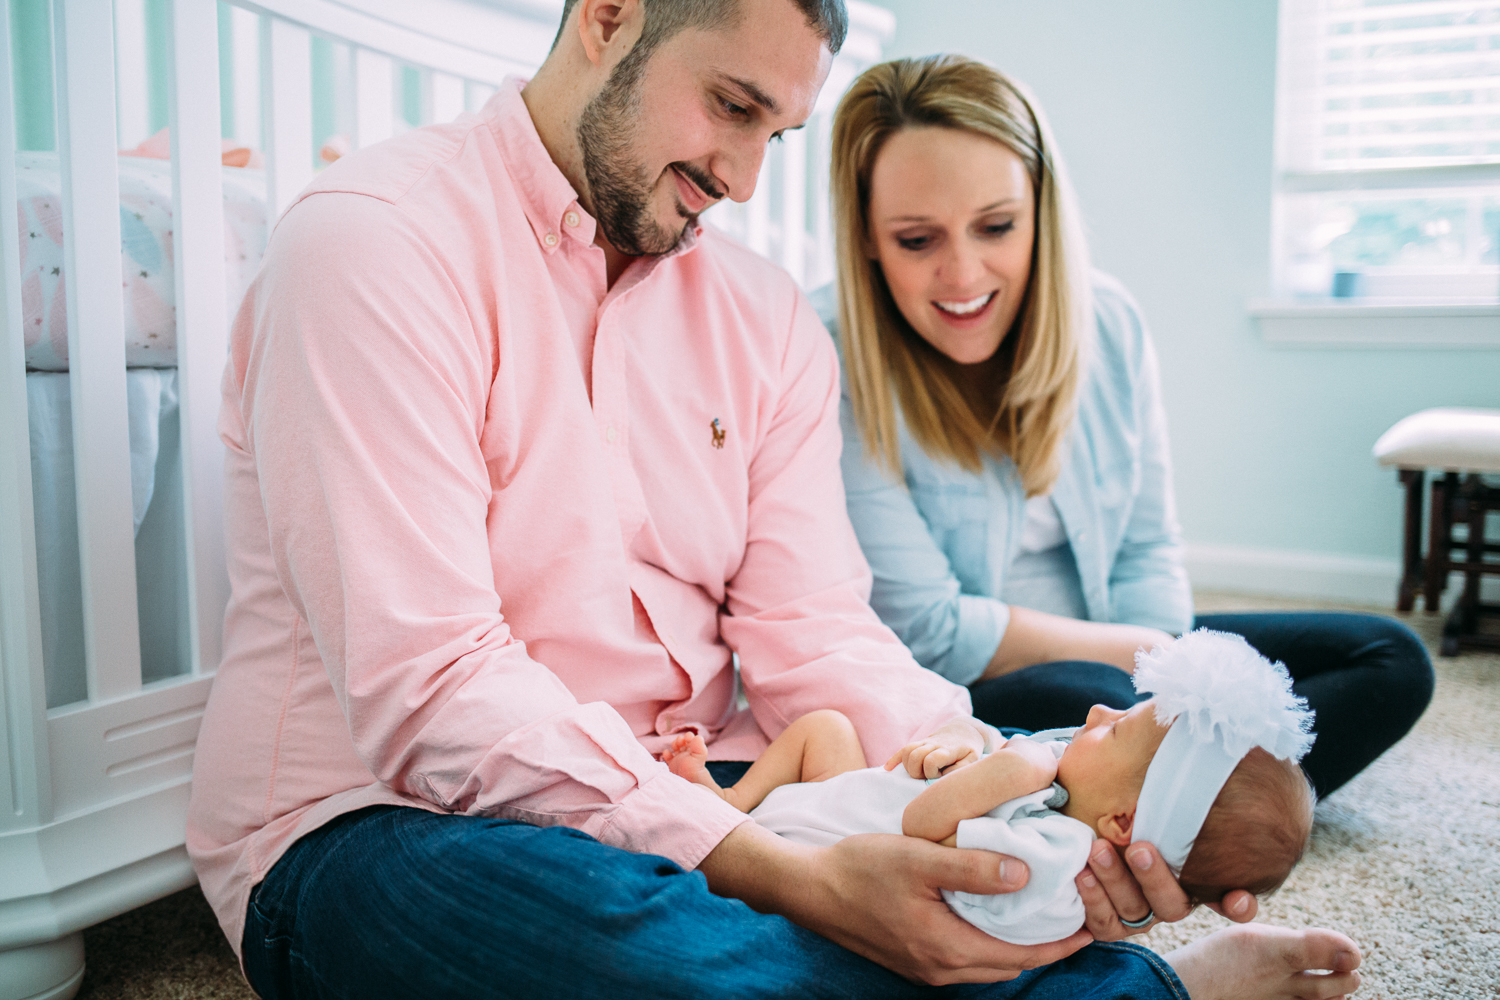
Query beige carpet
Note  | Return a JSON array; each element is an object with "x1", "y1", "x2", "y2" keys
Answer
[{"x1": 75, "y1": 593, "x2": 1498, "y2": 999}]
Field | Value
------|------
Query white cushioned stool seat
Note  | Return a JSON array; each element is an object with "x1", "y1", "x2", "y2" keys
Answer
[{"x1": 1373, "y1": 408, "x2": 1500, "y2": 473}]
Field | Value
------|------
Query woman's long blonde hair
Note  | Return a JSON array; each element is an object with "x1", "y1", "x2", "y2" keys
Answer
[{"x1": 832, "y1": 55, "x2": 1092, "y2": 496}]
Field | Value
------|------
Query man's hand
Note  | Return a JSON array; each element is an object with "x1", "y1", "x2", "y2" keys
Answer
[
  {"x1": 884, "y1": 719, "x2": 988, "y2": 778},
  {"x1": 1074, "y1": 838, "x2": 1259, "y2": 940},
  {"x1": 699, "y1": 823, "x2": 1090, "y2": 985}
]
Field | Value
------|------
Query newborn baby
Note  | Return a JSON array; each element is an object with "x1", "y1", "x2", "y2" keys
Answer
[{"x1": 663, "y1": 630, "x2": 1317, "y2": 945}]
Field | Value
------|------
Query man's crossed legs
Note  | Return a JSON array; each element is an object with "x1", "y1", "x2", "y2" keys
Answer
[{"x1": 241, "y1": 792, "x2": 1187, "y2": 1000}]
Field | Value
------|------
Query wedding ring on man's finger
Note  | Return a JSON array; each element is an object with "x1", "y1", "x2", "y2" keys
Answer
[{"x1": 1119, "y1": 909, "x2": 1155, "y2": 929}]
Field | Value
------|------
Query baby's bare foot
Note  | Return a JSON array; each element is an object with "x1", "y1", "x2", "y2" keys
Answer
[
  {"x1": 1166, "y1": 924, "x2": 1361, "y2": 1000},
  {"x1": 661, "y1": 734, "x2": 715, "y2": 788}
]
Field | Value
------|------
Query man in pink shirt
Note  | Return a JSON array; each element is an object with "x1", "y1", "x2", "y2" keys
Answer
[{"x1": 188, "y1": 0, "x2": 1358, "y2": 997}]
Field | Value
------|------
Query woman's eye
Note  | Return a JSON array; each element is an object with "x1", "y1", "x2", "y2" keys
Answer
[
  {"x1": 982, "y1": 221, "x2": 1016, "y2": 238},
  {"x1": 896, "y1": 236, "x2": 930, "y2": 251}
]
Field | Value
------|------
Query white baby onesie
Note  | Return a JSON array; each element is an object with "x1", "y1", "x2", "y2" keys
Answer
[{"x1": 748, "y1": 730, "x2": 1095, "y2": 946}]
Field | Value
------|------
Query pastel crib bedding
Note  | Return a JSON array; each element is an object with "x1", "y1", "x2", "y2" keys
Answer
[{"x1": 16, "y1": 150, "x2": 268, "y2": 370}]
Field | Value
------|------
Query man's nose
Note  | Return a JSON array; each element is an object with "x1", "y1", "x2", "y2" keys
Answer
[{"x1": 716, "y1": 141, "x2": 769, "y2": 205}]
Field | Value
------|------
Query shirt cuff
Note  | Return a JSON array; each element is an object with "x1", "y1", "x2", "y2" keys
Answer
[
  {"x1": 595, "y1": 768, "x2": 753, "y2": 872},
  {"x1": 947, "y1": 594, "x2": 1012, "y2": 687}
]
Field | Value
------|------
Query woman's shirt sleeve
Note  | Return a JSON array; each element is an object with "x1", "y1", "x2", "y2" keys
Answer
[
  {"x1": 838, "y1": 396, "x2": 1010, "y2": 686},
  {"x1": 1096, "y1": 282, "x2": 1193, "y2": 634}
]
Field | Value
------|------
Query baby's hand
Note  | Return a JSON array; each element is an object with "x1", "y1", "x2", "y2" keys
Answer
[{"x1": 884, "y1": 719, "x2": 988, "y2": 779}]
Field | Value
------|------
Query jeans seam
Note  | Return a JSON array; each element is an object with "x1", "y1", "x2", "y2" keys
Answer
[
  {"x1": 250, "y1": 896, "x2": 294, "y2": 945},
  {"x1": 1090, "y1": 940, "x2": 1190, "y2": 1000}
]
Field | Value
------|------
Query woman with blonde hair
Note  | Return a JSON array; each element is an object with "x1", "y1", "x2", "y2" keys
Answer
[{"x1": 820, "y1": 49, "x2": 1432, "y2": 959}]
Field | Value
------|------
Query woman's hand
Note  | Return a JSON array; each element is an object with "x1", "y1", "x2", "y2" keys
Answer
[
  {"x1": 884, "y1": 719, "x2": 988, "y2": 778},
  {"x1": 1074, "y1": 838, "x2": 1258, "y2": 939}
]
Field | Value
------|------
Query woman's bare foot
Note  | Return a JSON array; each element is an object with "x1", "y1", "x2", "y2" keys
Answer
[
  {"x1": 1166, "y1": 924, "x2": 1362, "y2": 1000},
  {"x1": 661, "y1": 734, "x2": 722, "y2": 793}
]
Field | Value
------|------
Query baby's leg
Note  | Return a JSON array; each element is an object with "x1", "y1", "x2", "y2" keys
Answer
[{"x1": 664, "y1": 709, "x2": 866, "y2": 813}]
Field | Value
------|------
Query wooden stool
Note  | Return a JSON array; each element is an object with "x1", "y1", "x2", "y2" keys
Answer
[{"x1": 1374, "y1": 409, "x2": 1500, "y2": 656}]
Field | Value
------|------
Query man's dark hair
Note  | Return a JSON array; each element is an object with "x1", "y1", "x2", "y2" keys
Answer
[{"x1": 551, "y1": 0, "x2": 847, "y2": 57}]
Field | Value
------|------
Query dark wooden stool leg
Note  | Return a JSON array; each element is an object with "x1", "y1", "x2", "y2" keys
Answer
[
  {"x1": 1442, "y1": 474, "x2": 1488, "y2": 656},
  {"x1": 1397, "y1": 469, "x2": 1424, "y2": 611},
  {"x1": 1425, "y1": 472, "x2": 1458, "y2": 613}
]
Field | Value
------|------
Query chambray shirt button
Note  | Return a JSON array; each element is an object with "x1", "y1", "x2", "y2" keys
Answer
[
  {"x1": 564, "y1": 211, "x2": 580, "y2": 228},
  {"x1": 543, "y1": 232, "x2": 559, "y2": 247},
  {"x1": 606, "y1": 426, "x2": 618, "y2": 444}
]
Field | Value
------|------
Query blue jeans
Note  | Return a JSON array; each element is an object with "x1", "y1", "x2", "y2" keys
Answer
[
  {"x1": 967, "y1": 611, "x2": 1435, "y2": 797},
  {"x1": 242, "y1": 789, "x2": 1187, "y2": 1000}
]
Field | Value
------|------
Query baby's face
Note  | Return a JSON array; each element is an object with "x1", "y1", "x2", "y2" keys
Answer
[{"x1": 1056, "y1": 700, "x2": 1172, "y2": 829}]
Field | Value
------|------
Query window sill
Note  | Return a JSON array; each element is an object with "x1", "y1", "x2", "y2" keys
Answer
[{"x1": 1247, "y1": 298, "x2": 1500, "y2": 348}]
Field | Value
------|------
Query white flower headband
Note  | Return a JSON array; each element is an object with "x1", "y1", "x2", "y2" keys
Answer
[{"x1": 1130, "y1": 629, "x2": 1316, "y2": 873}]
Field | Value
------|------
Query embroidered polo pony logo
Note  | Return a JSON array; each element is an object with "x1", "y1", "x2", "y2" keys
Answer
[{"x1": 710, "y1": 418, "x2": 726, "y2": 449}]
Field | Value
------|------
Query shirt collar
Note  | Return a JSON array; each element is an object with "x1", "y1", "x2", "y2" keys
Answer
[
  {"x1": 485, "y1": 78, "x2": 598, "y2": 254},
  {"x1": 484, "y1": 78, "x2": 704, "y2": 263}
]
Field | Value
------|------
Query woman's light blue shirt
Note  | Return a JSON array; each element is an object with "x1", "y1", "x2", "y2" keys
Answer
[{"x1": 813, "y1": 274, "x2": 1193, "y2": 686}]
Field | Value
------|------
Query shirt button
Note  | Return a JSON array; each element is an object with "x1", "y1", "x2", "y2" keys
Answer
[
  {"x1": 606, "y1": 426, "x2": 618, "y2": 444},
  {"x1": 543, "y1": 232, "x2": 558, "y2": 247},
  {"x1": 564, "y1": 211, "x2": 580, "y2": 228}
]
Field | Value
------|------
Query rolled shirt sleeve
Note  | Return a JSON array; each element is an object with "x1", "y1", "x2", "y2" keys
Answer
[{"x1": 1097, "y1": 283, "x2": 1193, "y2": 635}]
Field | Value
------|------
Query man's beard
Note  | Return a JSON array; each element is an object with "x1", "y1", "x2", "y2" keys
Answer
[{"x1": 577, "y1": 52, "x2": 716, "y2": 257}]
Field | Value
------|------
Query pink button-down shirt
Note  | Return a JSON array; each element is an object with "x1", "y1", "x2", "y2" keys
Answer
[{"x1": 186, "y1": 81, "x2": 971, "y2": 956}]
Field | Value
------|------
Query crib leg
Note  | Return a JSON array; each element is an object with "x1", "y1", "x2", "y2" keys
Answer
[{"x1": 0, "y1": 934, "x2": 85, "y2": 1000}]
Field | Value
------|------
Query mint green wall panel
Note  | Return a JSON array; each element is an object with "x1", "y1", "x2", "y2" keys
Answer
[{"x1": 9, "y1": 0, "x2": 54, "y2": 151}]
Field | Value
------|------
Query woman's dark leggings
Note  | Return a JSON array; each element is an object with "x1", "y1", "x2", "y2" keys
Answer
[{"x1": 966, "y1": 612, "x2": 1435, "y2": 798}]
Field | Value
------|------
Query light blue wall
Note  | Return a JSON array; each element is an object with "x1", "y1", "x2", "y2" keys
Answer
[{"x1": 868, "y1": 0, "x2": 1500, "y2": 563}]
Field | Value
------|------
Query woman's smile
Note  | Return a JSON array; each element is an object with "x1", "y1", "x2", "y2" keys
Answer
[{"x1": 932, "y1": 290, "x2": 997, "y2": 319}]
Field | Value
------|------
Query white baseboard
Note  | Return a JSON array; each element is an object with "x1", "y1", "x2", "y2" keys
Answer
[{"x1": 1184, "y1": 543, "x2": 1500, "y2": 608}]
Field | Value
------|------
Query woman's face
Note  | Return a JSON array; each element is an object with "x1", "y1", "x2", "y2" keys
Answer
[{"x1": 866, "y1": 126, "x2": 1035, "y2": 366}]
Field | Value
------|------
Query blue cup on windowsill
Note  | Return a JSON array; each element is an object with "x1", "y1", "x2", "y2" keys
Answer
[{"x1": 1331, "y1": 271, "x2": 1363, "y2": 297}]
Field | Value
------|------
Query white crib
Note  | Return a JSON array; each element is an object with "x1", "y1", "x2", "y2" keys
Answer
[{"x1": 0, "y1": 2, "x2": 892, "y2": 997}]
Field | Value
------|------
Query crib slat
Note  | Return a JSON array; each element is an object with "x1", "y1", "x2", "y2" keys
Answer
[
  {"x1": 52, "y1": 0, "x2": 145, "y2": 702},
  {"x1": 353, "y1": 47, "x2": 394, "y2": 149},
  {"x1": 430, "y1": 71, "x2": 465, "y2": 125},
  {"x1": 262, "y1": 17, "x2": 313, "y2": 219},
  {"x1": 230, "y1": 6, "x2": 262, "y2": 147},
  {"x1": 0, "y1": 0, "x2": 52, "y2": 826},
  {"x1": 809, "y1": 112, "x2": 834, "y2": 290},
  {"x1": 113, "y1": 0, "x2": 151, "y2": 150},
  {"x1": 779, "y1": 129, "x2": 808, "y2": 286},
  {"x1": 168, "y1": 0, "x2": 230, "y2": 678}
]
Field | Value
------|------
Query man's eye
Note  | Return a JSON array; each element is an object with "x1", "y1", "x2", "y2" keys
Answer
[{"x1": 719, "y1": 97, "x2": 749, "y2": 118}]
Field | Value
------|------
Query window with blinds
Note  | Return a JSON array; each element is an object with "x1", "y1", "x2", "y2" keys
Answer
[{"x1": 1274, "y1": 0, "x2": 1500, "y2": 300}]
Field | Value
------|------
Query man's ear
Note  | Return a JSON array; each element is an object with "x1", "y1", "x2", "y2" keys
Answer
[
  {"x1": 1096, "y1": 809, "x2": 1135, "y2": 848},
  {"x1": 575, "y1": 0, "x2": 644, "y2": 68}
]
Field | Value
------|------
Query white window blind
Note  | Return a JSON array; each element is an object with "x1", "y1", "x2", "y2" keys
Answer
[
  {"x1": 1281, "y1": 0, "x2": 1500, "y2": 173},
  {"x1": 1274, "y1": 0, "x2": 1500, "y2": 299}
]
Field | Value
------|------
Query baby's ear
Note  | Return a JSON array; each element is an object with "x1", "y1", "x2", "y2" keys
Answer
[{"x1": 1096, "y1": 810, "x2": 1135, "y2": 848}]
